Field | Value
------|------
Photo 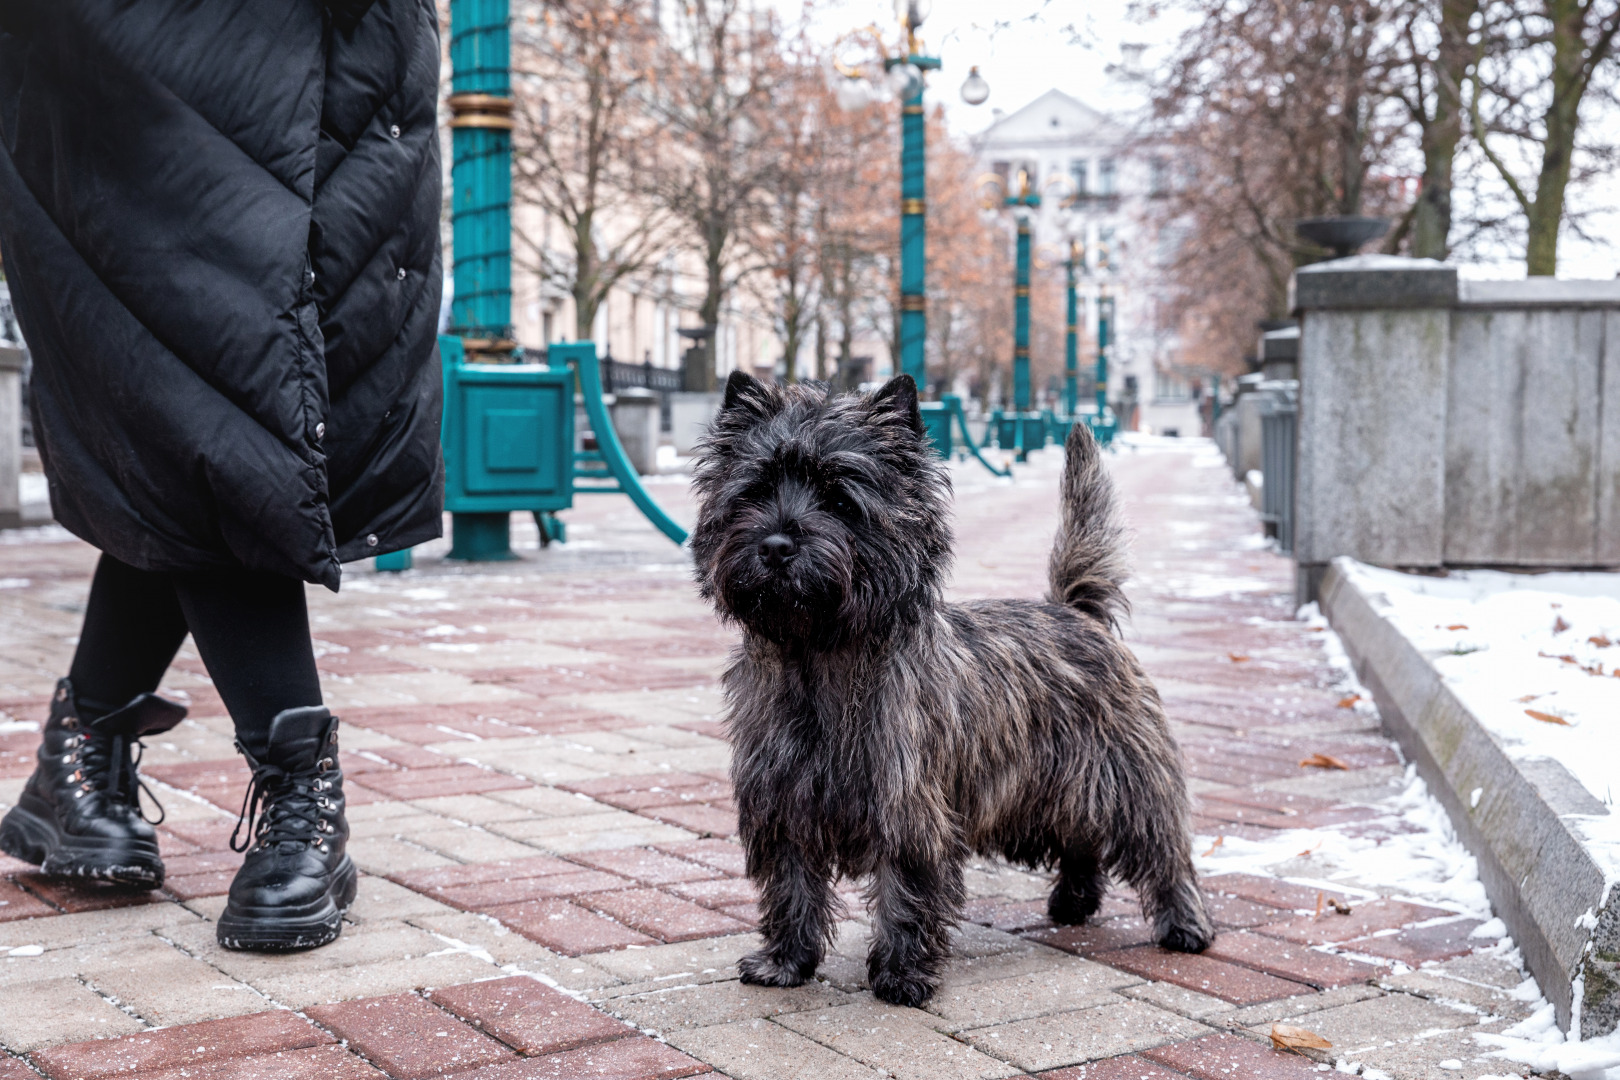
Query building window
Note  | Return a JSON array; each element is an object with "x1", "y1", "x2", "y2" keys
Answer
[
  {"x1": 1070, "y1": 159, "x2": 1088, "y2": 197},
  {"x1": 1149, "y1": 156, "x2": 1169, "y2": 196},
  {"x1": 1096, "y1": 158, "x2": 1118, "y2": 196},
  {"x1": 992, "y1": 161, "x2": 1011, "y2": 186}
]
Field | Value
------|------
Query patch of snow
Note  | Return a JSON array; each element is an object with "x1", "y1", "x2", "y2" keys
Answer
[
  {"x1": 0, "y1": 577, "x2": 29, "y2": 589},
  {"x1": 1339, "y1": 562, "x2": 1620, "y2": 910}
]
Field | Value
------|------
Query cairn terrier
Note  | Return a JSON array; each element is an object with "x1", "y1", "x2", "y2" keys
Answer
[{"x1": 691, "y1": 371, "x2": 1212, "y2": 1007}]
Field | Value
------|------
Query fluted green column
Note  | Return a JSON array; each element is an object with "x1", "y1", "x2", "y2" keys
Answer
[
  {"x1": 1095, "y1": 292, "x2": 1112, "y2": 437},
  {"x1": 1013, "y1": 218, "x2": 1031, "y2": 411},
  {"x1": 449, "y1": 0, "x2": 513, "y2": 346},
  {"x1": 1064, "y1": 246, "x2": 1079, "y2": 416},
  {"x1": 448, "y1": 0, "x2": 516, "y2": 558},
  {"x1": 890, "y1": 53, "x2": 940, "y2": 390}
]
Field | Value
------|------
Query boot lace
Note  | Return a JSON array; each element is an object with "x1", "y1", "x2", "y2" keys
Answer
[
  {"x1": 230, "y1": 760, "x2": 327, "y2": 853},
  {"x1": 74, "y1": 732, "x2": 166, "y2": 824}
]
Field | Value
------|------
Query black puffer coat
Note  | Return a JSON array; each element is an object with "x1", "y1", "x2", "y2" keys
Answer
[{"x1": 0, "y1": 0, "x2": 445, "y2": 590}]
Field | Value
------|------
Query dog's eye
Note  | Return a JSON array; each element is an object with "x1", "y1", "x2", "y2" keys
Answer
[{"x1": 827, "y1": 494, "x2": 857, "y2": 517}]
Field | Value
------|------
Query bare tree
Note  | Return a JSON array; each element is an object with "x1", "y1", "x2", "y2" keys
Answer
[
  {"x1": 648, "y1": 0, "x2": 779, "y2": 390},
  {"x1": 510, "y1": 0, "x2": 674, "y2": 341},
  {"x1": 1470, "y1": 0, "x2": 1620, "y2": 274}
]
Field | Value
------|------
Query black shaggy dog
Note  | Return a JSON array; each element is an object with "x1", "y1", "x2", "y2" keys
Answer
[{"x1": 691, "y1": 371, "x2": 1212, "y2": 1008}]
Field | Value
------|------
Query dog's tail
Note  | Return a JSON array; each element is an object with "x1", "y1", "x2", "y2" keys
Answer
[{"x1": 1047, "y1": 422, "x2": 1129, "y2": 628}]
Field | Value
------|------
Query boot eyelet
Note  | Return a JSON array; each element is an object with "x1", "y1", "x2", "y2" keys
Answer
[
  {"x1": 318, "y1": 819, "x2": 334, "y2": 833},
  {"x1": 62, "y1": 753, "x2": 74, "y2": 764},
  {"x1": 318, "y1": 757, "x2": 334, "y2": 771},
  {"x1": 80, "y1": 782, "x2": 94, "y2": 793},
  {"x1": 62, "y1": 716, "x2": 77, "y2": 728},
  {"x1": 74, "y1": 789, "x2": 87, "y2": 799}
]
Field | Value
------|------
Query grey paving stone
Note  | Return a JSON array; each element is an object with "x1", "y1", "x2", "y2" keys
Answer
[
  {"x1": 925, "y1": 956, "x2": 1141, "y2": 1031},
  {"x1": 344, "y1": 874, "x2": 463, "y2": 925},
  {"x1": 1228, "y1": 982, "x2": 1385, "y2": 1027},
  {"x1": 666, "y1": 1017, "x2": 887, "y2": 1080},
  {"x1": 0, "y1": 975, "x2": 145, "y2": 1051},
  {"x1": 778, "y1": 999, "x2": 1020, "y2": 1079},
  {"x1": 1118, "y1": 979, "x2": 1239, "y2": 1021},
  {"x1": 401, "y1": 910, "x2": 621, "y2": 991},
  {"x1": 587, "y1": 933, "x2": 762, "y2": 991},
  {"x1": 80, "y1": 938, "x2": 270, "y2": 1027},
  {"x1": 604, "y1": 977, "x2": 850, "y2": 1031},
  {"x1": 1288, "y1": 990, "x2": 1479, "y2": 1056},
  {"x1": 959, "y1": 997, "x2": 1211, "y2": 1072},
  {"x1": 249, "y1": 951, "x2": 503, "y2": 1009}
]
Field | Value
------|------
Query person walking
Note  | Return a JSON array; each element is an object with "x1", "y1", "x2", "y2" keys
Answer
[{"x1": 0, "y1": 0, "x2": 445, "y2": 952}]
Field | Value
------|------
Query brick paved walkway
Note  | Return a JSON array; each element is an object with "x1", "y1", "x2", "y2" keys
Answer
[{"x1": 0, "y1": 442, "x2": 1545, "y2": 1079}]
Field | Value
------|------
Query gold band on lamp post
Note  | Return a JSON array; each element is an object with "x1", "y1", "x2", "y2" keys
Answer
[
  {"x1": 900, "y1": 295, "x2": 926, "y2": 312},
  {"x1": 901, "y1": 198, "x2": 925, "y2": 215},
  {"x1": 449, "y1": 93, "x2": 515, "y2": 130}
]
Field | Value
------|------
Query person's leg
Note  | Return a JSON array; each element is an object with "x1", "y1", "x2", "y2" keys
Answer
[
  {"x1": 169, "y1": 568, "x2": 322, "y2": 760},
  {"x1": 0, "y1": 553, "x2": 191, "y2": 886},
  {"x1": 172, "y1": 568, "x2": 352, "y2": 952},
  {"x1": 69, "y1": 553, "x2": 191, "y2": 716}
]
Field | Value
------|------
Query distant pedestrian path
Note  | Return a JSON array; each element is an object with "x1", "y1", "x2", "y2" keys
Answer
[{"x1": 0, "y1": 438, "x2": 1547, "y2": 1079}]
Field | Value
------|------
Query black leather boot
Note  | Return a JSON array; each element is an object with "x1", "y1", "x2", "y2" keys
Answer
[
  {"x1": 0, "y1": 678, "x2": 186, "y2": 888},
  {"x1": 216, "y1": 706, "x2": 356, "y2": 951}
]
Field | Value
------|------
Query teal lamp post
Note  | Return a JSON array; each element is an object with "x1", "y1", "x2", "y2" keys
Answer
[
  {"x1": 1090, "y1": 288, "x2": 1117, "y2": 445},
  {"x1": 830, "y1": 8, "x2": 1007, "y2": 477},
  {"x1": 1064, "y1": 240, "x2": 1080, "y2": 417},
  {"x1": 445, "y1": 0, "x2": 522, "y2": 560},
  {"x1": 992, "y1": 170, "x2": 1044, "y2": 461}
]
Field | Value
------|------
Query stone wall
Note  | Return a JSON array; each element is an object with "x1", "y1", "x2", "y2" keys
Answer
[{"x1": 1292, "y1": 257, "x2": 1620, "y2": 602}]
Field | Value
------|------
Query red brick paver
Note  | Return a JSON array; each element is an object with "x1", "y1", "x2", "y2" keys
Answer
[
  {"x1": 1142, "y1": 1032, "x2": 1328, "y2": 1078},
  {"x1": 305, "y1": 994, "x2": 516, "y2": 1078},
  {"x1": 429, "y1": 976, "x2": 632, "y2": 1055},
  {"x1": 31, "y1": 1011, "x2": 330, "y2": 1079}
]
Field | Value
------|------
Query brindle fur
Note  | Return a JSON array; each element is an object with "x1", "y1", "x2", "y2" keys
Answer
[{"x1": 691, "y1": 371, "x2": 1212, "y2": 1007}]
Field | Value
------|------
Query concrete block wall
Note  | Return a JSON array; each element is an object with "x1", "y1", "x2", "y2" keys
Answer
[{"x1": 1291, "y1": 257, "x2": 1620, "y2": 602}]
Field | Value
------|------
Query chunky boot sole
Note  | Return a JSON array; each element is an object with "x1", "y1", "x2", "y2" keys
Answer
[
  {"x1": 216, "y1": 855, "x2": 358, "y2": 952},
  {"x1": 0, "y1": 797, "x2": 165, "y2": 888}
]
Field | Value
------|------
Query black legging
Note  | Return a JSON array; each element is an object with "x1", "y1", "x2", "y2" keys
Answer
[{"x1": 68, "y1": 554, "x2": 323, "y2": 759}]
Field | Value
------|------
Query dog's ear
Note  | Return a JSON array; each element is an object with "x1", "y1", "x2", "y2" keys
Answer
[
  {"x1": 721, "y1": 370, "x2": 780, "y2": 424},
  {"x1": 870, "y1": 374, "x2": 924, "y2": 436}
]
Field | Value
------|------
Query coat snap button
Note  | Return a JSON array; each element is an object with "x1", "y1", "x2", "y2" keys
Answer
[
  {"x1": 389, "y1": 124, "x2": 401, "y2": 138},
  {"x1": 366, "y1": 534, "x2": 379, "y2": 547},
  {"x1": 315, "y1": 422, "x2": 326, "y2": 439},
  {"x1": 396, "y1": 267, "x2": 407, "y2": 280}
]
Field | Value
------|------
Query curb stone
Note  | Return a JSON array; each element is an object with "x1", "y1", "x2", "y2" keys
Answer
[{"x1": 1319, "y1": 556, "x2": 1620, "y2": 1038}]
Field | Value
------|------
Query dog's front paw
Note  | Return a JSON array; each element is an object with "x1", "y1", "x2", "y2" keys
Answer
[
  {"x1": 1158, "y1": 921, "x2": 1213, "y2": 953},
  {"x1": 869, "y1": 966, "x2": 938, "y2": 1007},
  {"x1": 739, "y1": 948, "x2": 814, "y2": 987}
]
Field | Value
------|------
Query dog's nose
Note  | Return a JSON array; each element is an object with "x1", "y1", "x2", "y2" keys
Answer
[{"x1": 759, "y1": 533, "x2": 797, "y2": 568}]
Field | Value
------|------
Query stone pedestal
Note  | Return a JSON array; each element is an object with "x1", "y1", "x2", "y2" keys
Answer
[
  {"x1": 1292, "y1": 257, "x2": 1455, "y2": 603},
  {"x1": 669, "y1": 392, "x2": 721, "y2": 456},
  {"x1": 0, "y1": 346, "x2": 23, "y2": 523},
  {"x1": 609, "y1": 389, "x2": 660, "y2": 475}
]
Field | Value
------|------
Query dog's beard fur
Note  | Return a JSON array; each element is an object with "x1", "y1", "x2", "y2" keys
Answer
[{"x1": 692, "y1": 371, "x2": 1213, "y2": 1007}]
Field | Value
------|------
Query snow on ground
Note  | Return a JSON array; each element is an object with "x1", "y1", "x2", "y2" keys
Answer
[
  {"x1": 1339, "y1": 561, "x2": 1620, "y2": 880},
  {"x1": 1327, "y1": 561, "x2": 1620, "y2": 1078}
]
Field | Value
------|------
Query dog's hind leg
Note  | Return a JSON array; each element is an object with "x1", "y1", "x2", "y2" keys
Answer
[
  {"x1": 1048, "y1": 845, "x2": 1108, "y2": 926},
  {"x1": 1113, "y1": 807, "x2": 1213, "y2": 953},
  {"x1": 866, "y1": 848, "x2": 964, "y2": 1007},
  {"x1": 738, "y1": 841, "x2": 837, "y2": 988}
]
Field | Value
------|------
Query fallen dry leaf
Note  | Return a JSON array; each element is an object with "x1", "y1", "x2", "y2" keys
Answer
[
  {"x1": 1300, "y1": 753, "x2": 1351, "y2": 770},
  {"x1": 1201, "y1": 836, "x2": 1224, "y2": 857},
  {"x1": 1330, "y1": 898, "x2": 1353, "y2": 915},
  {"x1": 1228, "y1": 653, "x2": 1251, "y2": 663},
  {"x1": 1270, "y1": 1023, "x2": 1333, "y2": 1053},
  {"x1": 1336, "y1": 694, "x2": 1361, "y2": 709},
  {"x1": 1554, "y1": 615, "x2": 1572, "y2": 634},
  {"x1": 1442, "y1": 624, "x2": 1469, "y2": 631},
  {"x1": 1525, "y1": 709, "x2": 1571, "y2": 726},
  {"x1": 1296, "y1": 841, "x2": 1322, "y2": 858},
  {"x1": 1591, "y1": 635, "x2": 1613, "y2": 648},
  {"x1": 1313, "y1": 891, "x2": 1324, "y2": 919},
  {"x1": 1517, "y1": 693, "x2": 1541, "y2": 703}
]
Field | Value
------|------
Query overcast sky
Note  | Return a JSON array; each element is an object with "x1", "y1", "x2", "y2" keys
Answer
[{"x1": 773, "y1": 0, "x2": 1619, "y2": 279}]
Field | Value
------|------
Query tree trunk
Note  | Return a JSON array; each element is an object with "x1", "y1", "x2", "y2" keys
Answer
[
  {"x1": 1411, "y1": 0, "x2": 1474, "y2": 259},
  {"x1": 1526, "y1": 0, "x2": 1587, "y2": 276},
  {"x1": 813, "y1": 307, "x2": 828, "y2": 383}
]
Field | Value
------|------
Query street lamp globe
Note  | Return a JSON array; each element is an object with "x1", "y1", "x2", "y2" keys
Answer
[
  {"x1": 888, "y1": 62, "x2": 924, "y2": 100},
  {"x1": 960, "y1": 66, "x2": 990, "y2": 105},
  {"x1": 834, "y1": 77, "x2": 873, "y2": 111}
]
